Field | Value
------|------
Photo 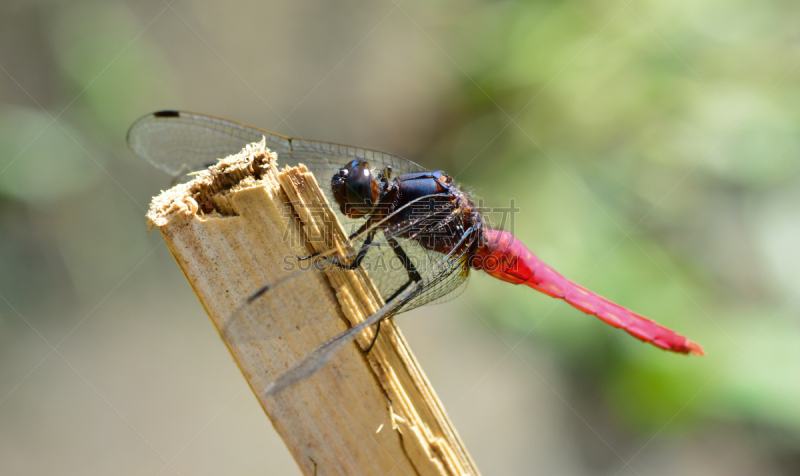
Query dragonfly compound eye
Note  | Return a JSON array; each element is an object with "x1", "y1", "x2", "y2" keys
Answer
[{"x1": 331, "y1": 159, "x2": 378, "y2": 217}]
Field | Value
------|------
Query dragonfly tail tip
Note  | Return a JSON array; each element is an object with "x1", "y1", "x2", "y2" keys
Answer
[{"x1": 687, "y1": 341, "x2": 705, "y2": 356}]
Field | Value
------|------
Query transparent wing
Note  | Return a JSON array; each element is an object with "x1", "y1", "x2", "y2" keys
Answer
[
  {"x1": 127, "y1": 110, "x2": 427, "y2": 177},
  {"x1": 287, "y1": 138, "x2": 427, "y2": 175},
  {"x1": 395, "y1": 242, "x2": 475, "y2": 313},
  {"x1": 127, "y1": 111, "x2": 291, "y2": 176},
  {"x1": 128, "y1": 110, "x2": 429, "y2": 237},
  {"x1": 262, "y1": 223, "x2": 481, "y2": 396},
  {"x1": 263, "y1": 278, "x2": 422, "y2": 396},
  {"x1": 221, "y1": 216, "x2": 477, "y2": 350},
  {"x1": 128, "y1": 110, "x2": 436, "y2": 282},
  {"x1": 345, "y1": 231, "x2": 471, "y2": 312}
]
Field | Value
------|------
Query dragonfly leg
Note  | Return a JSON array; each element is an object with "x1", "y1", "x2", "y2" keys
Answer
[
  {"x1": 297, "y1": 221, "x2": 371, "y2": 263},
  {"x1": 297, "y1": 252, "x2": 320, "y2": 261},
  {"x1": 387, "y1": 236, "x2": 422, "y2": 282},
  {"x1": 363, "y1": 279, "x2": 410, "y2": 354},
  {"x1": 348, "y1": 220, "x2": 370, "y2": 241},
  {"x1": 314, "y1": 230, "x2": 376, "y2": 270},
  {"x1": 363, "y1": 237, "x2": 422, "y2": 354},
  {"x1": 363, "y1": 321, "x2": 381, "y2": 354}
]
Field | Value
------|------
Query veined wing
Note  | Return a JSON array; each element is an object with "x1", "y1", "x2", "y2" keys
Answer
[
  {"x1": 346, "y1": 229, "x2": 474, "y2": 313},
  {"x1": 263, "y1": 278, "x2": 422, "y2": 396},
  {"x1": 261, "y1": 219, "x2": 482, "y2": 395},
  {"x1": 223, "y1": 203, "x2": 478, "y2": 349},
  {"x1": 127, "y1": 111, "x2": 291, "y2": 176},
  {"x1": 127, "y1": 110, "x2": 427, "y2": 178},
  {"x1": 287, "y1": 138, "x2": 427, "y2": 175}
]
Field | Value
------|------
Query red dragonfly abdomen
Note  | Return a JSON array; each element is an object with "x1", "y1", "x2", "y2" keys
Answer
[{"x1": 472, "y1": 229, "x2": 704, "y2": 355}]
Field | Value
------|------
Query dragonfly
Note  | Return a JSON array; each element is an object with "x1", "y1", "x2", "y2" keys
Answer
[{"x1": 128, "y1": 111, "x2": 704, "y2": 394}]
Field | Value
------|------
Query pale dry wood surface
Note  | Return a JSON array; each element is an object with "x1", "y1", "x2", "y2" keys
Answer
[{"x1": 146, "y1": 140, "x2": 480, "y2": 476}]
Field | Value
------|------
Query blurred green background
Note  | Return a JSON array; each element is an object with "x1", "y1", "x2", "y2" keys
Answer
[{"x1": 2, "y1": 0, "x2": 799, "y2": 474}]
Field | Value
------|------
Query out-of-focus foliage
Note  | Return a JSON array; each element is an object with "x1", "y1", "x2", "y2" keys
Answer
[{"x1": 423, "y1": 0, "x2": 800, "y2": 441}]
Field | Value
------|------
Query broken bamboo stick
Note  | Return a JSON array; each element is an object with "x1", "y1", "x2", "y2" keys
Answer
[{"x1": 146, "y1": 140, "x2": 480, "y2": 476}]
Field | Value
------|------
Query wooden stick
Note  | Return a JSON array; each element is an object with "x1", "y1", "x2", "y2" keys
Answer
[{"x1": 146, "y1": 140, "x2": 480, "y2": 476}]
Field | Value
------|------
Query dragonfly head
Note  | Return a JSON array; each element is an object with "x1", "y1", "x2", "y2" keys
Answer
[{"x1": 331, "y1": 159, "x2": 379, "y2": 218}]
